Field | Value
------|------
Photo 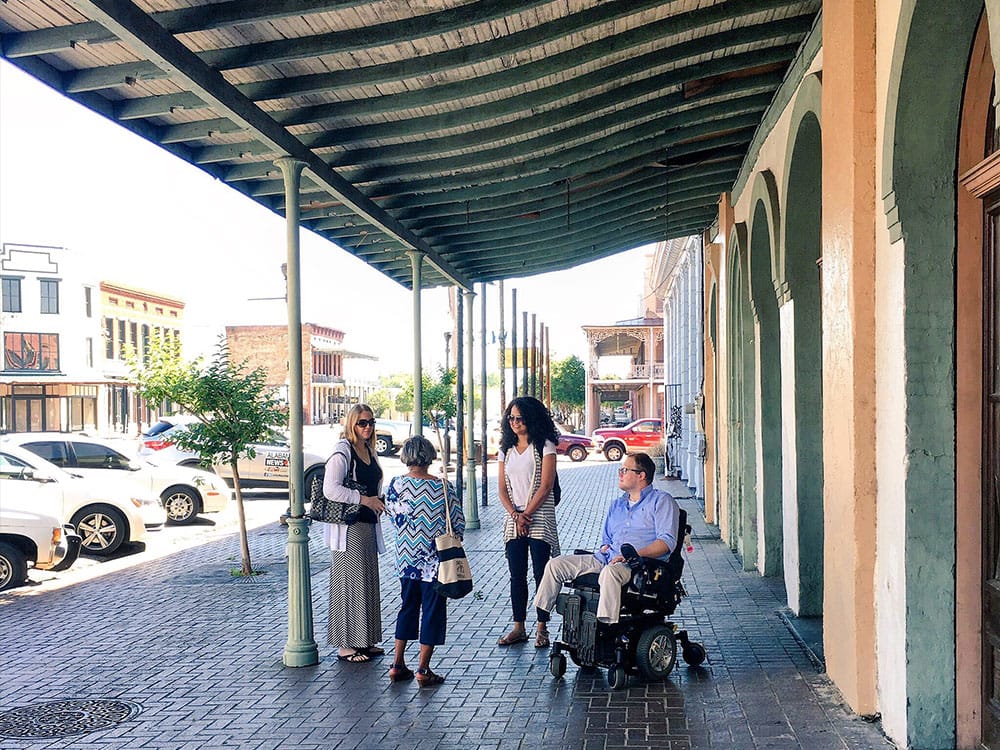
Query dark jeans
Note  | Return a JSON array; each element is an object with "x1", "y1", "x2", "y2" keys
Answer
[
  {"x1": 394, "y1": 578, "x2": 447, "y2": 646},
  {"x1": 505, "y1": 537, "x2": 552, "y2": 623}
]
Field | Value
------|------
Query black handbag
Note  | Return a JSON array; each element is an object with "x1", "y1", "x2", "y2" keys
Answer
[{"x1": 308, "y1": 450, "x2": 365, "y2": 524}]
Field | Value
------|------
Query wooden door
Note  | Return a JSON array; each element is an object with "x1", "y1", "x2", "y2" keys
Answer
[{"x1": 986, "y1": 197, "x2": 1000, "y2": 749}]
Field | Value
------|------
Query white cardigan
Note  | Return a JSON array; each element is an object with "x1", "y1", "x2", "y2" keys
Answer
[{"x1": 317, "y1": 438, "x2": 385, "y2": 554}]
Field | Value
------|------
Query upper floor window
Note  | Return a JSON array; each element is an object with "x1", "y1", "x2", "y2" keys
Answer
[
  {"x1": 40, "y1": 279, "x2": 59, "y2": 314},
  {"x1": 1, "y1": 277, "x2": 22, "y2": 313},
  {"x1": 3, "y1": 332, "x2": 60, "y2": 372},
  {"x1": 84, "y1": 287, "x2": 93, "y2": 318}
]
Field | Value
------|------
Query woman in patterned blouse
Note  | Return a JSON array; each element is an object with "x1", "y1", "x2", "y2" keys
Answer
[{"x1": 384, "y1": 435, "x2": 464, "y2": 686}]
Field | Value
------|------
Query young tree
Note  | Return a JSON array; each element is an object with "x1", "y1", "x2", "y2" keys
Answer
[
  {"x1": 366, "y1": 389, "x2": 393, "y2": 417},
  {"x1": 128, "y1": 335, "x2": 287, "y2": 576}
]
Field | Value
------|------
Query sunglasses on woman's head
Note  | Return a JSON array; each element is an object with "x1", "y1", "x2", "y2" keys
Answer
[
  {"x1": 356, "y1": 419, "x2": 376, "y2": 428},
  {"x1": 507, "y1": 415, "x2": 524, "y2": 423}
]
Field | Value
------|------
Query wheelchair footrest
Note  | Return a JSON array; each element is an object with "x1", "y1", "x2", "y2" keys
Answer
[
  {"x1": 558, "y1": 592, "x2": 582, "y2": 647},
  {"x1": 578, "y1": 610, "x2": 598, "y2": 664}
]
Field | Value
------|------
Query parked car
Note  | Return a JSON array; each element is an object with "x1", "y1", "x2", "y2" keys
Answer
[
  {"x1": 556, "y1": 428, "x2": 593, "y2": 462},
  {"x1": 0, "y1": 443, "x2": 165, "y2": 556},
  {"x1": 138, "y1": 423, "x2": 328, "y2": 492},
  {"x1": 0, "y1": 468, "x2": 82, "y2": 590},
  {"x1": 373, "y1": 419, "x2": 413, "y2": 456},
  {"x1": 591, "y1": 418, "x2": 664, "y2": 462},
  {"x1": 3, "y1": 433, "x2": 231, "y2": 525}
]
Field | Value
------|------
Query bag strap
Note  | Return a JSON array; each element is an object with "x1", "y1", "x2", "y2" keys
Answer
[{"x1": 441, "y1": 465, "x2": 454, "y2": 536}]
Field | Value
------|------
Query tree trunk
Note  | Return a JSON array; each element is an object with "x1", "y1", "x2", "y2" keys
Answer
[{"x1": 230, "y1": 459, "x2": 253, "y2": 576}]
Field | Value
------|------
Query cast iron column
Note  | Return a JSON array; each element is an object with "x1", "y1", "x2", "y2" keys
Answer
[{"x1": 276, "y1": 156, "x2": 319, "y2": 668}]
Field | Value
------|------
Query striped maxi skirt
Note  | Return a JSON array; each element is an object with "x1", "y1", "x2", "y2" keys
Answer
[{"x1": 327, "y1": 522, "x2": 382, "y2": 648}]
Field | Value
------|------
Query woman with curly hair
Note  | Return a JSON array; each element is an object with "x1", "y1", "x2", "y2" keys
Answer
[{"x1": 495, "y1": 395, "x2": 560, "y2": 648}]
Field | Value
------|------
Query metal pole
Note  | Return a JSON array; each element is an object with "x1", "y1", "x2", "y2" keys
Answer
[
  {"x1": 464, "y1": 288, "x2": 480, "y2": 529},
  {"x1": 511, "y1": 288, "x2": 518, "y2": 398},
  {"x1": 275, "y1": 156, "x2": 318, "y2": 668},
  {"x1": 531, "y1": 313, "x2": 537, "y2": 397},
  {"x1": 521, "y1": 310, "x2": 529, "y2": 396},
  {"x1": 498, "y1": 280, "x2": 507, "y2": 414},
  {"x1": 456, "y1": 291, "x2": 464, "y2": 501},
  {"x1": 479, "y1": 281, "x2": 488, "y2": 507},
  {"x1": 408, "y1": 251, "x2": 424, "y2": 437},
  {"x1": 548, "y1": 324, "x2": 554, "y2": 407}
]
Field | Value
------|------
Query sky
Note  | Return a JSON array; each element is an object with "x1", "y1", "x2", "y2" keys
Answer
[{"x1": 0, "y1": 61, "x2": 656, "y2": 375}]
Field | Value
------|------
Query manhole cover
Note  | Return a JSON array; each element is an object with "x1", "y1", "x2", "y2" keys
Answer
[{"x1": 0, "y1": 699, "x2": 141, "y2": 739}]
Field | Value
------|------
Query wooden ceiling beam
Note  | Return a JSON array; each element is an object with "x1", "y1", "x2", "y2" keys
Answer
[{"x1": 67, "y1": 0, "x2": 472, "y2": 290}]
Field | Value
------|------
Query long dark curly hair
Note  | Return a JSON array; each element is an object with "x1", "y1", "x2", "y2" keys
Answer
[{"x1": 500, "y1": 396, "x2": 559, "y2": 455}]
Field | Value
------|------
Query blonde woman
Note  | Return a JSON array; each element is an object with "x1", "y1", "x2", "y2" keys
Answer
[{"x1": 322, "y1": 403, "x2": 386, "y2": 662}]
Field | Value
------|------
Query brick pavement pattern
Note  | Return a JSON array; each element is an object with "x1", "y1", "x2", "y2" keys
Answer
[{"x1": 0, "y1": 461, "x2": 893, "y2": 749}]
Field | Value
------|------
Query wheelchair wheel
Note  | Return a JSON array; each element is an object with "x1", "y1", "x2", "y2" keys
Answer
[
  {"x1": 549, "y1": 653, "x2": 567, "y2": 678},
  {"x1": 682, "y1": 642, "x2": 707, "y2": 667},
  {"x1": 635, "y1": 625, "x2": 677, "y2": 680},
  {"x1": 607, "y1": 664, "x2": 628, "y2": 690}
]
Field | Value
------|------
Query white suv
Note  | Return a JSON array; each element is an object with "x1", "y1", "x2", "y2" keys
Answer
[
  {"x1": 0, "y1": 444, "x2": 165, "y2": 556},
  {"x1": 2, "y1": 433, "x2": 231, "y2": 525}
]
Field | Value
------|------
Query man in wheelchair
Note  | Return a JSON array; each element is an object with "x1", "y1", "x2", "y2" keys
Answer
[{"x1": 535, "y1": 452, "x2": 705, "y2": 688}]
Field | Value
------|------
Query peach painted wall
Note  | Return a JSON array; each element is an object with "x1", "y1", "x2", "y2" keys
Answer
[{"x1": 821, "y1": 0, "x2": 879, "y2": 715}]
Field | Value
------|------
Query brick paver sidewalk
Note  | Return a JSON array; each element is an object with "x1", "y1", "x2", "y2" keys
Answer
[{"x1": 0, "y1": 461, "x2": 892, "y2": 749}]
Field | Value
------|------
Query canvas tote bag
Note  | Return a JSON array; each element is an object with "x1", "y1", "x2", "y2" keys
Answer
[{"x1": 434, "y1": 473, "x2": 473, "y2": 599}]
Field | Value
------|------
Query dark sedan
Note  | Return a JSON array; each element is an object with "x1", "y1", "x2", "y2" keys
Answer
[{"x1": 557, "y1": 430, "x2": 593, "y2": 462}]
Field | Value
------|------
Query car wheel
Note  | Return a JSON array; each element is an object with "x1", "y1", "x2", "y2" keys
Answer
[
  {"x1": 635, "y1": 625, "x2": 678, "y2": 681},
  {"x1": 604, "y1": 444, "x2": 624, "y2": 462},
  {"x1": 304, "y1": 467, "x2": 324, "y2": 504},
  {"x1": 71, "y1": 506, "x2": 127, "y2": 556},
  {"x1": 0, "y1": 542, "x2": 28, "y2": 591},
  {"x1": 375, "y1": 435, "x2": 392, "y2": 456},
  {"x1": 567, "y1": 445, "x2": 587, "y2": 462},
  {"x1": 161, "y1": 486, "x2": 200, "y2": 524}
]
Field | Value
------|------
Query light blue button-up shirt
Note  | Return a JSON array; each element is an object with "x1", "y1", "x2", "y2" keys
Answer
[{"x1": 595, "y1": 485, "x2": 680, "y2": 564}]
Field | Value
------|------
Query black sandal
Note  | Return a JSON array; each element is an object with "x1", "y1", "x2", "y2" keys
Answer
[
  {"x1": 337, "y1": 651, "x2": 371, "y2": 663},
  {"x1": 415, "y1": 667, "x2": 445, "y2": 686}
]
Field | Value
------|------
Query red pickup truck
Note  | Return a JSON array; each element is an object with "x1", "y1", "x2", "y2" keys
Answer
[{"x1": 591, "y1": 418, "x2": 664, "y2": 461}]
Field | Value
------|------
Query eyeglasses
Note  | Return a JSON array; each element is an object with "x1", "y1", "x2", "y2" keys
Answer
[
  {"x1": 618, "y1": 467, "x2": 644, "y2": 475},
  {"x1": 356, "y1": 419, "x2": 376, "y2": 428},
  {"x1": 507, "y1": 415, "x2": 524, "y2": 423}
]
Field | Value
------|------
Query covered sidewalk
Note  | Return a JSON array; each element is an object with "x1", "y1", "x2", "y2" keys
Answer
[{"x1": 0, "y1": 462, "x2": 889, "y2": 749}]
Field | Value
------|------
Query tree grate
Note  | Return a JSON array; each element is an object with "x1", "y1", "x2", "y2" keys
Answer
[{"x1": 0, "y1": 699, "x2": 141, "y2": 738}]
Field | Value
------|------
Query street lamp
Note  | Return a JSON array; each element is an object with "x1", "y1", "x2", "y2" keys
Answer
[{"x1": 444, "y1": 331, "x2": 452, "y2": 370}]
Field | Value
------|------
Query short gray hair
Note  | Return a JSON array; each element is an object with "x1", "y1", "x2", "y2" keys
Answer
[{"x1": 399, "y1": 435, "x2": 437, "y2": 467}]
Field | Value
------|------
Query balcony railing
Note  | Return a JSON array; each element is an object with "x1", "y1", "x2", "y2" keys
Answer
[{"x1": 589, "y1": 363, "x2": 665, "y2": 381}]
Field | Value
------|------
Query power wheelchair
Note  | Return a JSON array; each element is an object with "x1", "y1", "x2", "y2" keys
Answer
[{"x1": 548, "y1": 509, "x2": 706, "y2": 689}]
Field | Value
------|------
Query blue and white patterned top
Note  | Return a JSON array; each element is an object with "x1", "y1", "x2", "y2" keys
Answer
[{"x1": 385, "y1": 476, "x2": 464, "y2": 582}]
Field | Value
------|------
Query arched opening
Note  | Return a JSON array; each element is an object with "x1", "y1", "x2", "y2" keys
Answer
[
  {"x1": 727, "y1": 227, "x2": 758, "y2": 568},
  {"x1": 883, "y1": 1, "x2": 981, "y2": 745},
  {"x1": 748, "y1": 174, "x2": 784, "y2": 577},
  {"x1": 783, "y1": 110, "x2": 824, "y2": 616}
]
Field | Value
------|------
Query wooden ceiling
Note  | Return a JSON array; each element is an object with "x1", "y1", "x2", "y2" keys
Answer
[{"x1": 0, "y1": 0, "x2": 820, "y2": 289}]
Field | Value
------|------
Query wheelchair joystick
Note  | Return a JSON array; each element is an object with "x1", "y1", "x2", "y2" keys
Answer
[{"x1": 620, "y1": 543, "x2": 643, "y2": 571}]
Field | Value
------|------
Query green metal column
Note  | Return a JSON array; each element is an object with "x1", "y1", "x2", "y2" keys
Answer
[
  {"x1": 407, "y1": 250, "x2": 424, "y2": 437},
  {"x1": 463, "y1": 288, "x2": 480, "y2": 529},
  {"x1": 276, "y1": 156, "x2": 319, "y2": 668}
]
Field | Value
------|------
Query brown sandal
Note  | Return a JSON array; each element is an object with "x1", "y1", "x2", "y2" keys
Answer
[
  {"x1": 497, "y1": 629, "x2": 528, "y2": 646},
  {"x1": 535, "y1": 628, "x2": 550, "y2": 649},
  {"x1": 415, "y1": 667, "x2": 445, "y2": 686}
]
